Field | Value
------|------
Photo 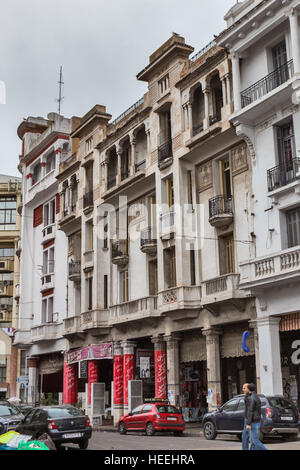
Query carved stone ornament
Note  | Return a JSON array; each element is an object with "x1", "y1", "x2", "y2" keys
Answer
[{"x1": 197, "y1": 160, "x2": 213, "y2": 192}]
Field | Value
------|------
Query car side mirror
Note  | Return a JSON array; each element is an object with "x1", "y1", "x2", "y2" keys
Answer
[{"x1": 217, "y1": 407, "x2": 221, "y2": 412}]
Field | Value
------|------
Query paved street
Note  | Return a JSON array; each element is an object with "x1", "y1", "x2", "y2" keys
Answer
[{"x1": 62, "y1": 430, "x2": 300, "y2": 451}]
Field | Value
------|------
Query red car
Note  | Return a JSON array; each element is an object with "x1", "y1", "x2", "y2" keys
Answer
[{"x1": 118, "y1": 400, "x2": 185, "y2": 436}]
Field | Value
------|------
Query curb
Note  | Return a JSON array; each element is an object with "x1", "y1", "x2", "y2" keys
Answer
[{"x1": 93, "y1": 426, "x2": 203, "y2": 438}]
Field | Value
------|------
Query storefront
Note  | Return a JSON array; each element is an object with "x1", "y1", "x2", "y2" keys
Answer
[
  {"x1": 179, "y1": 331, "x2": 207, "y2": 422},
  {"x1": 39, "y1": 353, "x2": 64, "y2": 404},
  {"x1": 135, "y1": 344, "x2": 155, "y2": 399},
  {"x1": 280, "y1": 313, "x2": 300, "y2": 409},
  {"x1": 221, "y1": 323, "x2": 256, "y2": 403}
]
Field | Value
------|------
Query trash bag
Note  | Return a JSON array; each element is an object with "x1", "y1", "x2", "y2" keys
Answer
[
  {"x1": 7, "y1": 433, "x2": 32, "y2": 449},
  {"x1": 35, "y1": 433, "x2": 56, "y2": 451},
  {"x1": 0, "y1": 443, "x2": 17, "y2": 450},
  {"x1": 0, "y1": 431, "x2": 20, "y2": 444},
  {"x1": 17, "y1": 440, "x2": 50, "y2": 450}
]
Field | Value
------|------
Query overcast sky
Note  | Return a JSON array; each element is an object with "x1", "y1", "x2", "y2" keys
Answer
[{"x1": 0, "y1": 0, "x2": 235, "y2": 177}]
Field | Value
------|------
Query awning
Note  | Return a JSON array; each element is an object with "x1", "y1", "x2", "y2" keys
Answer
[{"x1": 280, "y1": 313, "x2": 300, "y2": 332}]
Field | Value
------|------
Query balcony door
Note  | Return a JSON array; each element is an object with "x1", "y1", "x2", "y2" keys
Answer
[
  {"x1": 219, "y1": 234, "x2": 235, "y2": 275},
  {"x1": 276, "y1": 121, "x2": 296, "y2": 183},
  {"x1": 286, "y1": 207, "x2": 300, "y2": 249},
  {"x1": 272, "y1": 41, "x2": 288, "y2": 86}
]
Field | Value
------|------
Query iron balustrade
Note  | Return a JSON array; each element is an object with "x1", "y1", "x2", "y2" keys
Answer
[
  {"x1": 241, "y1": 59, "x2": 294, "y2": 107},
  {"x1": 69, "y1": 261, "x2": 81, "y2": 277},
  {"x1": 209, "y1": 195, "x2": 233, "y2": 219},
  {"x1": 107, "y1": 176, "x2": 116, "y2": 190},
  {"x1": 209, "y1": 110, "x2": 222, "y2": 126},
  {"x1": 83, "y1": 190, "x2": 93, "y2": 208},
  {"x1": 192, "y1": 123, "x2": 204, "y2": 136},
  {"x1": 135, "y1": 160, "x2": 146, "y2": 172},
  {"x1": 267, "y1": 158, "x2": 300, "y2": 192},
  {"x1": 140, "y1": 227, "x2": 157, "y2": 248},
  {"x1": 158, "y1": 139, "x2": 173, "y2": 163},
  {"x1": 112, "y1": 239, "x2": 128, "y2": 259}
]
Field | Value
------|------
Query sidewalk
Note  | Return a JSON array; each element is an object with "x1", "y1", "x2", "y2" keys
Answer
[{"x1": 93, "y1": 421, "x2": 203, "y2": 437}]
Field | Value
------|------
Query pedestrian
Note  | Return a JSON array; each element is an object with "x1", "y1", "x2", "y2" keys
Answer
[{"x1": 242, "y1": 382, "x2": 268, "y2": 450}]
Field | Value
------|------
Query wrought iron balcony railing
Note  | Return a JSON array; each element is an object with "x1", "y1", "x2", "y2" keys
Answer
[
  {"x1": 107, "y1": 175, "x2": 116, "y2": 190},
  {"x1": 69, "y1": 261, "x2": 81, "y2": 277},
  {"x1": 83, "y1": 190, "x2": 93, "y2": 208},
  {"x1": 158, "y1": 139, "x2": 173, "y2": 163},
  {"x1": 140, "y1": 227, "x2": 157, "y2": 247},
  {"x1": 135, "y1": 159, "x2": 146, "y2": 172},
  {"x1": 267, "y1": 158, "x2": 300, "y2": 192},
  {"x1": 209, "y1": 195, "x2": 233, "y2": 219},
  {"x1": 241, "y1": 59, "x2": 294, "y2": 108},
  {"x1": 112, "y1": 239, "x2": 128, "y2": 259}
]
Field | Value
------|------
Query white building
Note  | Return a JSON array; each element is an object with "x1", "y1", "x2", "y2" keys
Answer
[{"x1": 217, "y1": 0, "x2": 300, "y2": 407}]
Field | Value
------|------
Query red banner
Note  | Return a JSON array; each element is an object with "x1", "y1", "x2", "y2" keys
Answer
[
  {"x1": 88, "y1": 360, "x2": 98, "y2": 404},
  {"x1": 123, "y1": 354, "x2": 134, "y2": 405},
  {"x1": 155, "y1": 350, "x2": 167, "y2": 399},
  {"x1": 63, "y1": 362, "x2": 78, "y2": 404},
  {"x1": 113, "y1": 355, "x2": 123, "y2": 405}
]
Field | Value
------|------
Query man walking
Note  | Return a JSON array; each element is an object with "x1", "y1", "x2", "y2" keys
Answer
[{"x1": 242, "y1": 383, "x2": 268, "y2": 450}]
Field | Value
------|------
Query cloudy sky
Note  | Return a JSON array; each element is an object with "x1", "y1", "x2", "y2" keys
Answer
[{"x1": 0, "y1": 0, "x2": 235, "y2": 177}]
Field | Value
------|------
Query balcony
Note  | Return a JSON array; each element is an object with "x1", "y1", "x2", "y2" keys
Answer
[
  {"x1": 0, "y1": 284, "x2": 13, "y2": 297},
  {"x1": 209, "y1": 110, "x2": 222, "y2": 126},
  {"x1": 62, "y1": 315, "x2": 83, "y2": 340},
  {"x1": 0, "y1": 310, "x2": 12, "y2": 325},
  {"x1": 59, "y1": 203, "x2": 77, "y2": 227},
  {"x1": 208, "y1": 195, "x2": 233, "y2": 228},
  {"x1": 31, "y1": 322, "x2": 63, "y2": 343},
  {"x1": 140, "y1": 226, "x2": 157, "y2": 255},
  {"x1": 13, "y1": 329, "x2": 32, "y2": 348},
  {"x1": 192, "y1": 123, "x2": 204, "y2": 137},
  {"x1": 157, "y1": 286, "x2": 201, "y2": 319},
  {"x1": 68, "y1": 261, "x2": 81, "y2": 282},
  {"x1": 267, "y1": 158, "x2": 300, "y2": 192},
  {"x1": 135, "y1": 159, "x2": 146, "y2": 172},
  {"x1": 240, "y1": 246, "x2": 300, "y2": 289},
  {"x1": 241, "y1": 60, "x2": 294, "y2": 108},
  {"x1": 42, "y1": 223, "x2": 56, "y2": 244},
  {"x1": 83, "y1": 190, "x2": 94, "y2": 213},
  {"x1": 111, "y1": 240, "x2": 128, "y2": 266},
  {"x1": 107, "y1": 176, "x2": 117, "y2": 191},
  {"x1": 158, "y1": 138, "x2": 173, "y2": 170},
  {"x1": 201, "y1": 273, "x2": 246, "y2": 314},
  {"x1": 81, "y1": 309, "x2": 109, "y2": 334},
  {"x1": 160, "y1": 210, "x2": 175, "y2": 240},
  {"x1": 109, "y1": 296, "x2": 158, "y2": 324}
]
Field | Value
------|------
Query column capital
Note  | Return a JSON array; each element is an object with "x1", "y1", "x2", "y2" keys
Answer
[
  {"x1": 202, "y1": 327, "x2": 223, "y2": 337},
  {"x1": 284, "y1": 6, "x2": 299, "y2": 18},
  {"x1": 113, "y1": 342, "x2": 123, "y2": 356},
  {"x1": 121, "y1": 341, "x2": 136, "y2": 355},
  {"x1": 151, "y1": 335, "x2": 166, "y2": 350},
  {"x1": 255, "y1": 315, "x2": 281, "y2": 328}
]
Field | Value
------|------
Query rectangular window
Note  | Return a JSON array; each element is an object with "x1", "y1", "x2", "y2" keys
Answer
[
  {"x1": 87, "y1": 277, "x2": 93, "y2": 310},
  {"x1": 0, "y1": 247, "x2": 14, "y2": 258},
  {"x1": 43, "y1": 199, "x2": 56, "y2": 227},
  {"x1": 187, "y1": 170, "x2": 193, "y2": 208},
  {"x1": 86, "y1": 220, "x2": 93, "y2": 251},
  {"x1": 41, "y1": 297, "x2": 53, "y2": 323},
  {"x1": 276, "y1": 121, "x2": 295, "y2": 171},
  {"x1": 286, "y1": 207, "x2": 300, "y2": 248},
  {"x1": 149, "y1": 259, "x2": 158, "y2": 295},
  {"x1": 0, "y1": 197, "x2": 16, "y2": 231},
  {"x1": 120, "y1": 270, "x2": 129, "y2": 303},
  {"x1": 86, "y1": 136, "x2": 93, "y2": 153},
  {"x1": 219, "y1": 158, "x2": 231, "y2": 198},
  {"x1": 164, "y1": 246, "x2": 176, "y2": 289},
  {"x1": 219, "y1": 234, "x2": 235, "y2": 275},
  {"x1": 104, "y1": 275, "x2": 108, "y2": 309},
  {"x1": 166, "y1": 177, "x2": 174, "y2": 208},
  {"x1": 190, "y1": 245, "x2": 196, "y2": 285},
  {"x1": 32, "y1": 161, "x2": 41, "y2": 185},
  {"x1": 45, "y1": 152, "x2": 56, "y2": 173},
  {"x1": 158, "y1": 74, "x2": 169, "y2": 96}
]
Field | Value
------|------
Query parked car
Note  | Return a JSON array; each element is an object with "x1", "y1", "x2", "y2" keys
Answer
[
  {"x1": 203, "y1": 394, "x2": 299, "y2": 441},
  {"x1": 16, "y1": 405, "x2": 92, "y2": 450},
  {"x1": 118, "y1": 400, "x2": 185, "y2": 436},
  {"x1": 14, "y1": 404, "x2": 33, "y2": 416},
  {"x1": 0, "y1": 401, "x2": 25, "y2": 435}
]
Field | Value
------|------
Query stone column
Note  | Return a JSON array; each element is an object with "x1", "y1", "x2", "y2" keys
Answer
[
  {"x1": 256, "y1": 316, "x2": 283, "y2": 396},
  {"x1": 288, "y1": 8, "x2": 300, "y2": 75},
  {"x1": 225, "y1": 73, "x2": 232, "y2": 104},
  {"x1": 187, "y1": 101, "x2": 193, "y2": 135},
  {"x1": 116, "y1": 145, "x2": 122, "y2": 185},
  {"x1": 164, "y1": 334, "x2": 181, "y2": 406},
  {"x1": 63, "y1": 360, "x2": 78, "y2": 405},
  {"x1": 203, "y1": 88, "x2": 210, "y2": 130},
  {"x1": 88, "y1": 360, "x2": 98, "y2": 405},
  {"x1": 113, "y1": 342, "x2": 124, "y2": 426},
  {"x1": 230, "y1": 52, "x2": 241, "y2": 111},
  {"x1": 28, "y1": 358, "x2": 39, "y2": 406},
  {"x1": 122, "y1": 341, "x2": 136, "y2": 414},
  {"x1": 129, "y1": 135, "x2": 136, "y2": 176},
  {"x1": 202, "y1": 328, "x2": 222, "y2": 411},
  {"x1": 221, "y1": 75, "x2": 227, "y2": 105},
  {"x1": 151, "y1": 336, "x2": 167, "y2": 400},
  {"x1": 249, "y1": 320, "x2": 261, "y2": 394}
]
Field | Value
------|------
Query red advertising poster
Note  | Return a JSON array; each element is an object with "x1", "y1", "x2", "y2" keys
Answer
[
  {"x1": 63, "y1": 362, "x2": 78, "y2": 404},
  {"x1": 155, "y1": 350, "x2": 167, "y2": 399},
  {"x1": 88, "y1": 360, "x2": 98, "y2": 404},
  {"x1": 113, "y1": 354, "x2": 123, "y2": 405},
  {"x1": 123, "y1": 354, "x2": 134, "y2": 405}
]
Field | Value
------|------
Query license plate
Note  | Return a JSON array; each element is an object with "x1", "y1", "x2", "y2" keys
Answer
[
  {"x1": 62, "y1": 433, "x2": 83, "y2": 439},
  {"x1": 281, "y1": 416, "x2": 293, "y2": 421},
  {"x1": 167, "y1": 417, "x2": 177, "y2": 421},
  {"x1": 7, "y1": 426, "x2": 16, "y2": 431}
]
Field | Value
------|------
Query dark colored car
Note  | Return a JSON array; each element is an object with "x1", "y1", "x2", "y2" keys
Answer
[
  {"x1": 16, "y1": 405, "x2": 92, "y2": 449},
  {"x1": 14, "y1": 404, "x2": 33, "y2": 416},
  {"x1": 118, "y1": 401, "x2": 185, "y2": 436},
  {"x1": 203, "y1": 394, "x2": 299, "y2": 441},
  {"x1": 0, "y1": 402, "x2": 25, "y2": 435}
]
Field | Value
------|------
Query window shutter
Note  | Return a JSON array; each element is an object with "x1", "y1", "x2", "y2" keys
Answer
[
  {"x1": 33, "y1": 205, "x2": 43, "y2": 227},
  {"x1": 56, "y1": 193, "x2": 60, "y2": 214}
]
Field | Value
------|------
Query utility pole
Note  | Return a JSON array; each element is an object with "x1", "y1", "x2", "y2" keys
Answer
[{"x1": 56, "y1": 66, "x2": 64, "y2": 115}]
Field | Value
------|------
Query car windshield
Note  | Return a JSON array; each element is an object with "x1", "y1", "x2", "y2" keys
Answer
[
  {"x1": 269, "y1": 398, "x2": 294, "y2": 409},
  {"x1": 47, "y1": 407, "x2": 84, "y2": 418},
  {"x1": 155, "y1": 405, "x2": 181, "y2": 414},
  {"x1": 0, "y1": 404, "x2": 19, "y2": 416}
]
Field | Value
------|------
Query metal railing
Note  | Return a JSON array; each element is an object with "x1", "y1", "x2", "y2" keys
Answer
[
  {"x1": 190, "y1": 40, "x2": 216, "y2": 62},
  {"x1": 107, "y1": 175, "x2": 116, "y2": 190},
  {"x1": 209, "y1": 195, "x2": 233, "y2": 219},
  {"x1": 135, "y1": 159, "x2": 146, "y2": 172},
  {"x1": 140, "y1": 226, "x2": 157, "y2": 248},
  {"x1": 267, "y1": 158, "x2": 300, "y2": 192},
  {"x1": 69, "y1": 261, "x2": 81, "y2": 277},
  {"x1": 110, "y1": 97, "x2": 144, "y2": 126},
  {"x1": 83, "y1": 190, "x2": 93, "y2": 208},
  {"x1": 112, "y1": 239, "x2": 128, "y2": 259},
  {"x1": 158, "y1": 139, "x2": 173, "y2": 163},
  {"x1": 241, "y1": 59, "x2": 294, "y2": 107}
]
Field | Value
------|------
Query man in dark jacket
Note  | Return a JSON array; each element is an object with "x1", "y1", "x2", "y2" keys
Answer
[{"x1": 242, "y1": 383, "x2": 268, "y2": 450}]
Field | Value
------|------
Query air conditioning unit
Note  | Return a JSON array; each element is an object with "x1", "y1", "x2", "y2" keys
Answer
[
  {"x1": 0, "y1": 260, "x2": 14, "y2": 272},
  {"x1": 128, "y1": 380, "x2": 143, "y2": 412}
]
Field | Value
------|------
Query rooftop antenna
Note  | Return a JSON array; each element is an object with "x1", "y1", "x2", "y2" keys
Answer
[{"x1": 56, "y1": 66, "x2": 64, "y2": 115}]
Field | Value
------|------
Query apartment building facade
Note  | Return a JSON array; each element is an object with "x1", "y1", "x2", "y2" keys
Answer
[
  {"x1": 217, "y1": 0, "x2": 300, "y2": 409},
  {"x1": 0, "y1": 174, "x2": 21, "y2": 399},
  {"x1": 52, "y1": 32, "x2": 260, "y2": 424}
]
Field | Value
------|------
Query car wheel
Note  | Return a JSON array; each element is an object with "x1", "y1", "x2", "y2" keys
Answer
[
  {"x1": 203, "y1": 421, "x2": 217, "y2": 440},
  {"x1": 145, "y1": 422, "x2": 155, "y2": 436},
  {"x1": 119, "y1": 421, "x2": 127, "y2": 435},
  {"x1": 174, "y1": 431, "x2": 183, "y2": 437},
  {"x1": 282, "y1": 433, "x2": 298, "y2": 441},
  {"x1": 78, "y1": 439, "x2": 89, "y2": 450}
]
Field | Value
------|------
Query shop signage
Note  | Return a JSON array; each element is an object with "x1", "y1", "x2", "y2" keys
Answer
[
  {"x1": 66, "y1": 343, "x2": 113, "y2": 364},
  {"x1": 140, "y1": 357, "x2": 150, "y2": 378},
  {"x1": 291, "y1": 340, "x2": 300, "y2": 365},
  {"x1": 136, "y1": 349, "x2": 154, "y2": 367},
  {"x1": 78, "y1": 360, "x2": 88, "y2": 379}
]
